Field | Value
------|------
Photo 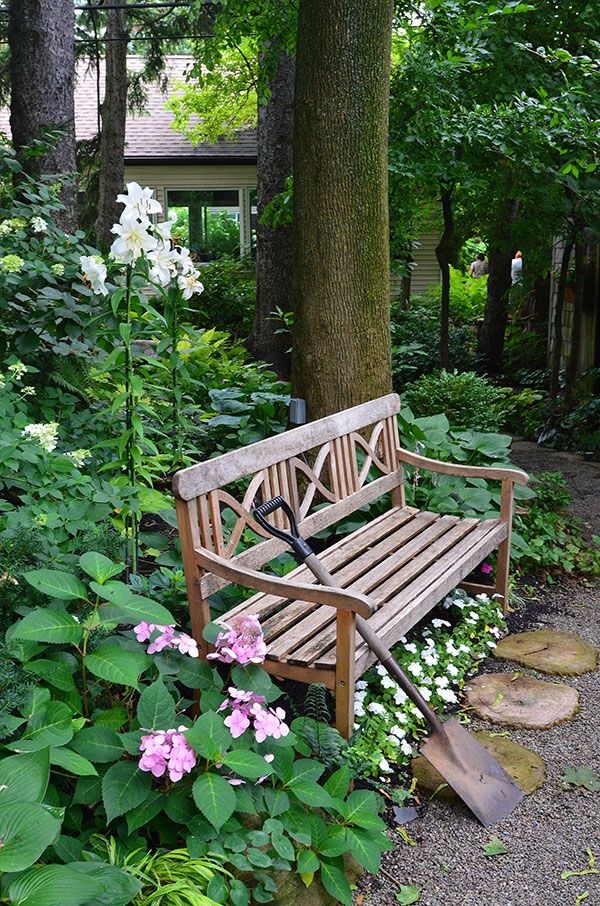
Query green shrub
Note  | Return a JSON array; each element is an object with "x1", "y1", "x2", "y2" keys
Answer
[
  {"x1": 191, "y1": 256, "x2": 256, "y2": 339},
  {"x1": 404, "y1": 370, "x2": 506, "y2": 431},
  {"x1": 422, "y1": 265, "x2": 488, "y2": 323},
  {"x1": 391, "y1": 301, "x2": 477, "y2": 388}
]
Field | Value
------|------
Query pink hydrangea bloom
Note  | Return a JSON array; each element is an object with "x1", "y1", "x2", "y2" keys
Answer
[
  {"x1": 481, "y1": 563, "x2": 493, "y2": 575},
  {"x1": 219, "y1": 686, "x2": 289, "y2": 745},
  {"x1": 139, "y1": 726, "x2": 197, "y2": 782},
  {"x1": 207, "y1": 614, "x2": 267, "y2": 666},
  {"x1": 134, "y1": 622, "x2": 199, "y2": 658}
]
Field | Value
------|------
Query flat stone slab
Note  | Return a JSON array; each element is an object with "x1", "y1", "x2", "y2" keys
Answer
[
  {"x1": 494, "y1": 630, "x2": 598, "y2": 676},
  {"x1": 412, "y1": 730, "x2": 546, "y2": 800},
  {"x1": 464, "y1": 673, "x2": 579, "y2": 729}
]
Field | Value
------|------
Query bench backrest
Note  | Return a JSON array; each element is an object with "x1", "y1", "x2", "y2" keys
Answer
[{"x1": 173, "y1": 394, "x2": 403, "y2": 596}]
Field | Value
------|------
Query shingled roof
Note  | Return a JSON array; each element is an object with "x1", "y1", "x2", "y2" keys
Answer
[{"x1": 0, "y1": 55, "x2": 257, "y2": 164}]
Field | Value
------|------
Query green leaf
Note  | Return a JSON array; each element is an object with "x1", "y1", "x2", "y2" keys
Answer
[
  {"x1": 50, "y1": 746, "x2": 98, "y2": 776},
  {"x1": 13, "y1": 609, "x2": 82, "y2": 645},
  {"x1": 6, "y1": 865, "x2": 104, "y2": 906},
  {"x1": 86, "y1": 644, "x2": 150, "y2": 690},
  {"x1": 223, "y1": 750, "x2": 274, "y2": 780},
  {"x1": 231, "y1": 664, "x2": 275, "y2": 699},
  {"x1": 324, "y1": 765, "x2": 351, "y2": 799},
  {"x1": 289, "y1": 781, "x2": 333, "y2": 808},
  {"x1": 229, "y1": 879, "x2": 251, "y2": 906},
  {"x1": 192, "y1": 772, "x2": 235, "y2": 831},
  {"x1": 70, "y1": 726, "x2": 123, "y2": 763},
  {"x1": 24, "y1": 659, "x2": 77, "y2": 697},
  {"x1": 317, "y1": 825, "x2": 349, "y2": 858},
  {"x1": 107, "y1": 594, "x2": 174, "y2": 627},
  {"x1": 65, "y1": 862, "x2": 143, "y2": 906},
  {"x1": 185, "y1": 710, "x2": 231, "y2": 760},
  {"x1": 288, "y1": 758, "x2": 325, "y2": 786},
  {"x1": 72, "y1": 774, "x2": 102, "y2": 806},
  {"x1": 271, "y1": 832, "x2": 295, "y2": 861},
  {"x1": 264, "y1": 788, "x2": 290, "y2": 817},
  {"x1": 8, "y1": 701, "x2": 73, "y2": 753},
  {"x1": 562, "y1": 766, "x2": 600, "y2": 792},
  {"x1": 0, "y1": 802, "x2": 61, "y2": 871},
  {"x1": 396, "y1": 885, "x2": 421, "y2": 904},
  {"x1": 137, "y1": 678, "x2": 177, "y2": 730},
  {"x1": 247, "y1": 848, "x2": 273, "y2": 868},
  {"x1": 126, "y1": 793, "x2": 165, "y2": 835},
  {"x1": 320, "y1": 862, "x2": 352, "y2": 906},
  {"x1": 342, "y1": 789, "x2": 383, "y2": 829},
  {"x1": 79, "y1": 552, "x2": 124, "y2": 585},
  {"x1": 297, "y1": 849, "x2": 320, "y2": 874},
  {"x1": 482, "y1": 835, "x2": 509, "y2": 857},
  {"x1": 347, "y1": 827, "x2": 382, "y2": 873},
  {"x1": 206, "y1": 875, "x2": 228, "y2": 905},
  {"x1": 102, "y1": 761, "x2": 152, "y2": 823},
  {"x1": 24, "y1": 569, "x2": 87, "y2": 600},
  {"x1": 0, "y1": 749, "x2": 49, "y2": 805}
]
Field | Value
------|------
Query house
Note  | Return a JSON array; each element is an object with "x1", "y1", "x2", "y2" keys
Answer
[
  {"x1": 0, "y1": 54, "x2": 441, "y2": 293},
  {"x1": 548, "y1": 237, "x2": 600, "y2": 377}
]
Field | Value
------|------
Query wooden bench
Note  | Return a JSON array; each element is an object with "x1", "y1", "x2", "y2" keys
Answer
[{"x1": 173, "y1": 393, "x2": 528, "y2": 739}]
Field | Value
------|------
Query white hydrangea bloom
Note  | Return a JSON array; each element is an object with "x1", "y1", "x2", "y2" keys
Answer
[
  {"x1": 22, "y1": 422, "x2": 59, "y2": 452},
  {"x1": 31, "y1": 216, "x2": 48, "y2": 233},
  {"x1": 65, "y1": 449, "x2": 91, "y2": 467}
]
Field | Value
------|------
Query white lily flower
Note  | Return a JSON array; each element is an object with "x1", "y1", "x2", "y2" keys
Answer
[
  {"x1": 117, "y1": 182, "x2": 163, "y2": 220},
  {"x1": 148, "y1": 241, "x2": 177, "y2": 286},
  {"x1": 80, "y1": 255, "x2": 109, "y2": 296},
  {"x1": 173, "y1": 246, "x2": 195, "y2": 274},
  {"x1": 154, "y1": 211, "x2": 177, "y2": 243},
  {"x1": 110, "y1": 211, "x2": 158, "y2": 264},
  {"x1": 178, "y1": 270, "x2": 204, "y2": 301}
]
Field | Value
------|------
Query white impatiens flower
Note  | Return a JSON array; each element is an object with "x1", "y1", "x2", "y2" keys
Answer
[
  {"x1": 446, "y1": 641, "x2": 460, "y2": 657},
  {"x1": 447, "y1": 663, "x2": 459, "y2": 677},
  {"x1": 379, "y1": 757, "x2": 392, "y2": 773},
  {"x1": 110, "y1": 211, "x2": 158, "y2": 264},
  {"x1": 394, "y1": 689, "x2": 408, "y2": 706},
  {"x1": 390, "y1": 725, "x2": 406, "y2": 739},
  {"x1": 22, "y1": 422, "x2": 59, "y2": 452},
  {"x1": 177, "y1": 270, "x2": 204, "y2": 301},
  {"x1": 375, "y1": 665, "x2": 388, "y2": 676},
  {"x1": 31, "y1": 216, "x2": 48, "y2": 233},
  {"x1": 404, "y1": 642, "x2": 418, "y2": 654},
  {"x1": 148, "y1": 242, "x2": 176, "y2": 286},
  {"x1": 407, "y1": 662, "x2": 423, "y2": 678},
  {"x1": 356, "y1": 680, "x2": 368, "y2": 690},
  {"x1": 400, "y1": 739, "x2": 413, "y2": 757},
  {"x1": 418, "y1": 686, "x2": 432, "y2": 701},
  {"x1": 80, "y1": 255, "x2": 108, "y2": 296},
  {"x1": 394, "y1": 711, "x2": 408, "y2": 724},
  {"x1": 434, "y1": 676, "x2": 449, "y2": 688},
  {"x1": 381, "y1": 675, "x2": 398, "y2": 691},
  {"x1": 368, "y1": 702, "x2": 387, "y2": 716},
  {"x1": 422, "y1": 651, "x2": 439, "y2": 667},
  {"x1": 432, "y1": 618, "x2": 451, "y2": 629},
  {"x1": 438, "y1": 688, "x2": 458, "y2": 704},
  {"x1": 116, "y1": 182, "x2": 163, "y2": 220}
]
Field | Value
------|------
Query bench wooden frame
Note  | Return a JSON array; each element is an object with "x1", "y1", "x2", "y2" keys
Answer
[{"x1": 173, "y1": 393, "x2": 528, "y2": 739}]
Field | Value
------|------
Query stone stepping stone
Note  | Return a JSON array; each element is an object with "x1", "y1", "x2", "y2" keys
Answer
[
  {"x1": 412, "y1": 730, "x2": 546, "y2": 800},
  {"x1": 494, "y1": 630, "x2": 598, "y2": 676},
  {"x1": 464, "y1": 673, "x2": 578, "y2": 729}
]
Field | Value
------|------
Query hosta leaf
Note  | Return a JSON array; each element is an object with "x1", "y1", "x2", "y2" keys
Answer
[
  {"x1": 86, "y1": 644, "x2": 150, "y2": 690},
  {"x1": 50, "y1": 746, "x2": 98, "y2": 777},
  {"x1": 13, "y1": 609, "x2": 82, "y2": 646},
  {"x1": 65, "y1": 862, "x2": 142, "y2": 906},
  {"x1": 24, "y1": 569, "x2": 87, "y2": 600},
  {"x1": 0, "y1": 749, "x2": 49, "y2": 805},
  {"x1": 79, "y1": 551, "x2": 124, "y2": 585},
  {"x1": 70, "y1": 726, "x2": 123, "y2": 763},
  {"x1": 0, "y1": 802, "x2": 61, "y2": 872},
  {"x1": 192, "y1": 772, "x2": 235, "y2": 831},
  {"x1": 8, "y1": 701, "x2": 73, "y2": 753},
  {"x1": 136, "y1": 678, "x2": 177, "y2": 730},
  {"x1": 102, "y1": 761, "x2": 152, "y2": 823},
  {"x1": 6, "y1": 865, "x2": 104, "y2": 906}
]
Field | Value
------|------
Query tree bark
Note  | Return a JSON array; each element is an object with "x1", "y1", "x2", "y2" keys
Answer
[
  {"x1": 549, "y1": 232, "x2": 575, "y2": 398},
  {"x1": 246, "y1": 51, "x2": 295, "y2": 380},
  {"x1": 292, "y1": 0, "x2": 394, "y2": 421},
  {"x1": 8, "y1": 0, "x2": 77, "y2": 230},
  {"x1": 435, "y1": 184, "x2": 454, "y2": 369},
  {"x1": 565, "y1": 236, "x2": 585, "y2": 397},
  {"x1": 95, "y1": 8, "x2": 129, "y2": 249}
]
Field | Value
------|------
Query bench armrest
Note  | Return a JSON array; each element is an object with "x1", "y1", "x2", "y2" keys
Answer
[
  {"x1": 396, "y1": 448, "x2": 529, "y2": 486},
  {"x1": 196, "y1": 547, "x2": 375, "y2": 619}
]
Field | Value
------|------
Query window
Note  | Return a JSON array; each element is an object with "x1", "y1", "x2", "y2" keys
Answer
[{"x1": 166, "y1": 189, "x2": 241, "y2": 261}]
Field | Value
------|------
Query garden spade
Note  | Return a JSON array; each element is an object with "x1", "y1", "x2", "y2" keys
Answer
[{"x1": 253, "y1": 496, "x2": 524, "y2": 827}]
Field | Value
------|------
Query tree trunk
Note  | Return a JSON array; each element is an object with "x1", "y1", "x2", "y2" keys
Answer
[
  {"x1": 477, "y1": 243, "x2": 514, "y2": 374},
  {"x1": 95, "y1": 8, "x2": 129, "y2": 249},
  {"x1": 292, "y1": 0, "x2": 394, "y2": 421},
  {"x1": 550, "y1": 232, "x2": 575, "y2": 398},
  {"x1": 246, "y1": 51, "x2": 295, "y2": 380},
  {"x1": 565, "y1": 236, "x2": 585, "y2": 397},
  {"x1": 8, "y1": 0, "x2": 77, "y2": 230},
  {"x1": 435, "y1": 185, "x2": 454, "y2": 369}
]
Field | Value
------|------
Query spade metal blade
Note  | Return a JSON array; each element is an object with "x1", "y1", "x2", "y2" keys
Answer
[{"x1": 420, "y1": 718, "x2": 524, "y2": 827}]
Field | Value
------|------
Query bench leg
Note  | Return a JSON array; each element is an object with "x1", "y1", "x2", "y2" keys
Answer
[
  {"x1": 176, "y1": 498, "x2": 212, "y2": 658},
  {"x1": 496, "y1": 481, "x2": 514, "y2": 614},
  {"x1": 335, "y1": 611, "x2": 356, "y2": 740}
]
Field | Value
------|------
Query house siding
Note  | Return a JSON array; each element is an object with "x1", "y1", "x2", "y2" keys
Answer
[{"x1": 391, "y1": 232, "x2": 441, "y2": 299}]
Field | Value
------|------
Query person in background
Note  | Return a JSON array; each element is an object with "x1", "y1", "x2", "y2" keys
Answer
[
  {"x1": 511, "y1": 250, "x2": 523, "y2": 284},
  {"x1": 469, "y1": 252, "x2": 488, "y2": 278}
]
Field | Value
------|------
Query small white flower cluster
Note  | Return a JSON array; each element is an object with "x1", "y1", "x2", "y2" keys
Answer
[
  {"x1": 65, "y1": 449, "x2": 91, "y2": 467},
  {"x1": 31, "y1": 216, "x2": 48, "y2": 233},
  {"x1": 79, "y1": 183, "x2": 205, "y2": 302},
  {"x1": 22, "y1": 422, "x2": 59, "y2": 453},
  {"x1": 7, "y1": 361, "x2": 28, "y2": 380},
  {"x1": 348, "y1": 588, "x2": 507, "y2": 778}
]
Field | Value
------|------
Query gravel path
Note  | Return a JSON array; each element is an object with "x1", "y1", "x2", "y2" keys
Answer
[{"x1": 357, "y1": 444, "x2": 600, "y2": 906}]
